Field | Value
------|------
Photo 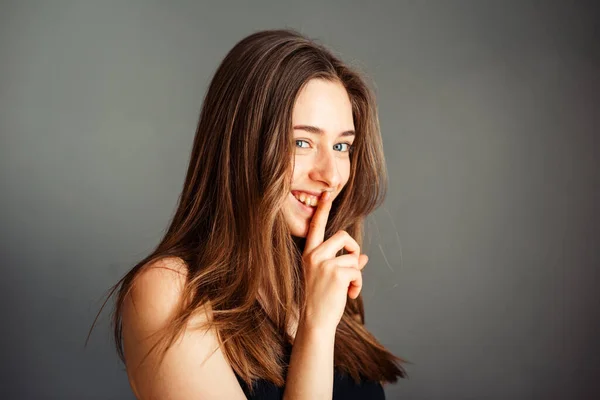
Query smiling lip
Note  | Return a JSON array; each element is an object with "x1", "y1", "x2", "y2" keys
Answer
[
  {"x1": 291, "y1": 190, "x2": 326, "y2": 198},
  {"x1": 290, "y1": 192, "x2": 316, "y2": 215}
]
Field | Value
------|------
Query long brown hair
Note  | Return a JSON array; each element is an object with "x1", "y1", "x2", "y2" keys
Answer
[{"x1": 87, "y1": 28, "x2": 410, "y2": 393}]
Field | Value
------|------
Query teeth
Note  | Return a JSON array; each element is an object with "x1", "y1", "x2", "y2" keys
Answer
[{"x1": 293, "y1": 192, "x2": 318, "y2": 207}]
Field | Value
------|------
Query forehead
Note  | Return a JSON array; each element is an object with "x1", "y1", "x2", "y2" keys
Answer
[{"x1": 292, "y1": 79, "x2": 355, "y2": 134}]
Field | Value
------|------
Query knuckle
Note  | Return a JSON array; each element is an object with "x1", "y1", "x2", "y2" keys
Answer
[
  {"x1": 321, "y1": 259, "x2": 334, "y2": 271},
  {"x1": 347, "y1": 256, "x2": 358, "y2": 268},
  {"x1": 306, "y1": 252, "x2": 319, "y2": 266},
  {"x1": 340, "y1": 230, "x2": 359, "y2": 246},
  {"x1": 333, "y1": 268, "x2": 344, "y2": 281}
]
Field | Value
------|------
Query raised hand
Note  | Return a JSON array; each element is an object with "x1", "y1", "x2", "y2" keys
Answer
[{"x1": 300, "y1": 191, "x2": 369, "y2": 334}]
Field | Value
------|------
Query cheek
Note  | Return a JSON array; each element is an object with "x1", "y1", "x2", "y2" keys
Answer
[{"x1": 291, "y1": 157, "x2": 308, "y2": 184}]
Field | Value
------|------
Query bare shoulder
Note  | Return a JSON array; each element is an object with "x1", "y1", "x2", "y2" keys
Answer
[
  {"x1": 125, "y1": 257, "x2": 191, "y2": 327},
  {"x1": 121, "y1": 256, "x2": 247, "y2": 400}
]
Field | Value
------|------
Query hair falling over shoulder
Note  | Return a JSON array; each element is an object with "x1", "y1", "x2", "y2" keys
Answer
[{"x1": 87, "y1": 28, "x2": 410, "y2": 390}]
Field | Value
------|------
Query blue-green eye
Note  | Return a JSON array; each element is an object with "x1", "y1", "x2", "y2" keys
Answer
[
  {"x1": 334, "y1": 142, "x2": 353, "y2": 152},
  {"x1": 295, "y1": 139, "x2": 310, "y2": 148}
]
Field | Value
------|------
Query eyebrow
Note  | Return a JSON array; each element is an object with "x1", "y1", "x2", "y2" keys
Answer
[{"x1": 293, "y1": 125, "x2": 355, "y2": 137}]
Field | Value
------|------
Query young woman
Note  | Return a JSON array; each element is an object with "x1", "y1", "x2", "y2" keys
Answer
[{"x1": 89, "y1": 28, "x2": 409, "y2": 399}]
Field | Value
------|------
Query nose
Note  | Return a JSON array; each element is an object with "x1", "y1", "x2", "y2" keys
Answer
[{"x1": 308, "y1": 148, "x2": 341, "y2": 189}]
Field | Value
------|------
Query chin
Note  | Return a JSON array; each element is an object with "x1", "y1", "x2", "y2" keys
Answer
[
  {"x1": 284, "y1": 213, "x2": 309, "y2": 238},
  {"x1": 289, "y1": 223, "x2": 308, "y2": 238},
  {"x1": 283, "y1": 199, "x2": 310, "y2": 238}
]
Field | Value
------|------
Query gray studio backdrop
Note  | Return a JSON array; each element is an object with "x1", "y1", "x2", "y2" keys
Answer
[{"x1": 1, "y1": 1, "x2": 598, "y2": 399}]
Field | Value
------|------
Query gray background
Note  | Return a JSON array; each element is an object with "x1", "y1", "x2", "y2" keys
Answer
[{"x1": 1, "y1": 1, "x2": 598, "y2": 399}]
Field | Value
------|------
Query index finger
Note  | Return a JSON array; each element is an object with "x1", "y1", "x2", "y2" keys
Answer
[{"x1": 303, "y1": 191, "x2": 333, "y2": 255}]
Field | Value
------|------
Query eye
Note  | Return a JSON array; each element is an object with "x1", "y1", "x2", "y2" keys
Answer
[
  {"x1": 333, "y1": 142, "x2": 353, "y2": 152},
  {"x1": 295, "y1": 139, "x2": 310, "y2": 149}
]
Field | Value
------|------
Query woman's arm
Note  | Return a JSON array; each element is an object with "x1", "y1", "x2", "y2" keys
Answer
[
  {"x1": 283, "y1": 192, "x2": 367, "y2": 400},
  {"x1": 283, "y1": 323, "x2": 336, "y2": 400},
  {"x1": 121, "y1": 258, "x2": 248, "y2": 399}
]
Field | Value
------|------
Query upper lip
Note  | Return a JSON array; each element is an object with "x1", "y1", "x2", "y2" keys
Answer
[{"x1": 292, "y1": 189, "x2": 329, "y2": 197}]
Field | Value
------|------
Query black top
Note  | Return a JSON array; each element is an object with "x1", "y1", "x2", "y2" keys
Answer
[{"x1": 234, "y1": 341, "x2": 385, "y2": 399}]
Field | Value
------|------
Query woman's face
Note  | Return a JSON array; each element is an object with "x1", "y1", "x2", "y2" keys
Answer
[{"x1": 283, "y1": 78, "x2": 355, "y2": 238}]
